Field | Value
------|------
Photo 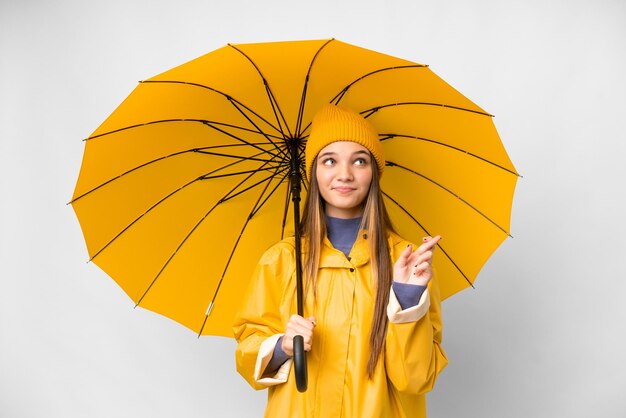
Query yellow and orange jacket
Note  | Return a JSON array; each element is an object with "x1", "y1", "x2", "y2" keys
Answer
[{"x1": 233, "y1": 231, "x2": 447, "y2": 418}]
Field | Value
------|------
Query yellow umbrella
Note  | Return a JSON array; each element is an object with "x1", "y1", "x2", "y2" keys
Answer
[{"x1": 71, "y1": 38, "x2": 518, "y2": 340}]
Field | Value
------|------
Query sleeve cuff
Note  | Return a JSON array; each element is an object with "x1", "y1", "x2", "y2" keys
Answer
[
  {"x1": 392, "y1": 282, "x2": 427, "y2": 310},
  {"x1": 253, "y1": 334, "x2": 292, "y2": 386},
  {"x1": 387, "y1": 286, "x2": 430, "y2": 323}
]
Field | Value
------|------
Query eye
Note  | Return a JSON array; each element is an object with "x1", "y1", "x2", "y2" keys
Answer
[
  {"x1": 354, "y1": 157, "x2": 369, "y2": 166},
  {"x1": 321, "y1": 158, "x2": 335, "y2": 166}
]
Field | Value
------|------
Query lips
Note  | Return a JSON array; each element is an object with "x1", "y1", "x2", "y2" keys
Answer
[{"x1": 332, "y1": 187, "x2": 356, "y2": 193}]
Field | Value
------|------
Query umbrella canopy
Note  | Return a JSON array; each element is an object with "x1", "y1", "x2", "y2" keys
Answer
[{"x1": 71, "y1": 39, "x2": 518, "y2": 339}]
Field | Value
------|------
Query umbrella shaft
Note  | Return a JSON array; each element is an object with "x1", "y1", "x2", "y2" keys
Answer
[{"x1": 289, "y1": 139, "x2": 304, "y2": 316}]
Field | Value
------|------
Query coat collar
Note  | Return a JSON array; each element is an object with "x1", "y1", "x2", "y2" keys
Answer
[
  {"x1": 301, "y1": 230, "x2": 406, "y2": 269},
  {"x1": 319, "y1": 230, "x2": 370, "y2": 268}
]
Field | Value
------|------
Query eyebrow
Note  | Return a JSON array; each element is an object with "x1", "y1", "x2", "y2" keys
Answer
[{"x1": 318, "y1": 150, "x2": 371, "y2": 158}]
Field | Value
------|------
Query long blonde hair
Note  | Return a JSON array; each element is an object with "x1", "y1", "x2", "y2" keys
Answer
[{"x1": 300, "y1": 157, "x2": 394, "y2": 377}]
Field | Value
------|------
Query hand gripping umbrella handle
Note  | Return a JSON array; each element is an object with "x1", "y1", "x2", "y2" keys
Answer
[{"x1": 293, "y1": 335, "x2": 307, "y2": 392}]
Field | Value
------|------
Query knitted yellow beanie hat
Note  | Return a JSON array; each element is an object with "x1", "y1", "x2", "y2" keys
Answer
[{"x1": 305, "y1": 104, "x2": 385, "y2": 179}]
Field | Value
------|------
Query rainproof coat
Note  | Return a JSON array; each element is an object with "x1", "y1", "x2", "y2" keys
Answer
[{"x1": 233, "y1": 231, "x2": 447, "y2": 418}]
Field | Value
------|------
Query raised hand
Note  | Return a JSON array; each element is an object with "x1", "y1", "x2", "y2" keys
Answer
[{"x1": 393, "y1": 236, "x2": 441, "y2": 286}]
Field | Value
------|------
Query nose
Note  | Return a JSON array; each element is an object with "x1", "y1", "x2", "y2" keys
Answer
[{"x1": 337, "y1": 162, "x2": 354, "y2": 181}]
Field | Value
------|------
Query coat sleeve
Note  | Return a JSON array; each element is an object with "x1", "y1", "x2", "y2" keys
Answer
[
  {"x1": 232, "y1": 243, "x2": 295, "y2": 390},
  {"x1": 384, "y1": 267, "x2": 448, "y2": 395}
]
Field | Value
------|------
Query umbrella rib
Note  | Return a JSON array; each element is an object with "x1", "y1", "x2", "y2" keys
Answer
[
  {"x1": 227, "y1": 44, "x2": 293, "y2": 139},
  {"x1": 199, "y1": 164, "x2": 289, "y2": 335},
  {"x1": 139, "y1": 80, "x2": 285, "y2": 136},
  {"x1": 295, "y1": 38, "x2": 335, "y2": 137},
  {"x1": 281, "y1": 173, "x2": 293, "y2": 240},
  {"x1": 85, "y1": 118, "x2": 283, "y2": 142},
  {"x1": 330, "y1": 64, "x2": 428, "y2": 106},
  {"x1": 72, "y1": 148, "x2": 191, "y2": 203},
  {"x1": 386, "y1": 160, "x2": 512, "y2": 237},
  {"x1": 381, "y1": 191, "x2": 474, "y2": 289},
  {"x1": 224, "y1": 99, "x2": 289, "y2": 161},
  {"x1": 218, "y1": 165, "x2": 289, "y2": 204},
  {"x1": 297, "y1": 65, "x2": 432, "y2": 135},
  {"x1": 86, "y1": 150, "x2": 273, "y2": 261},
  {"x1": 380, "y1": 134, "x2": 520, "y2": 177},
  {"x1": 135, "y1": 155, "x2": 283, "y2": 308},
  {"x1": 249, "y1": 170, "x2": 290, "y2": 220},
  {"x1": 193, "y1": 150, "x2": 277, "y2": 163},
  {"x1": 199, "y1": 165, "x2": 281, "y2": 181},
  {"x1": 199, "y1": 120, "x2": 282, "y2": 160},
  {"x1": 298, "y1": 100, "x2": 494, "y2": 145},
  {"x1": 362, "y1": 102, "x2": 493, "y2": 118},
  {"x1": 70, "y1": 145, "x2": 275, "y2": 204},
  {"x1": 87, "y1": 118, "x2": 283, "y2": 163},
  {"x1": 265, "y1": 83, "x2": 291, "y2": 139},
  {"x1": 73, "y1": 116, "x2": 287, "y2": 204}
]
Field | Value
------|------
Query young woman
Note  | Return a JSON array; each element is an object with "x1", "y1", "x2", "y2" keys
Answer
[{"x1": 233, "y1": 104, "x2": 447, "y2": 418}]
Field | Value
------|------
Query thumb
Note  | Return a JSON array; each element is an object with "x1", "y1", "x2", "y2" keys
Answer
[
  {"x1": 307, "y1": 316, "x2": 317, "y2": 327},
  {"x1": 398, "y1": 244, "x2": 412, "y2": 264}
]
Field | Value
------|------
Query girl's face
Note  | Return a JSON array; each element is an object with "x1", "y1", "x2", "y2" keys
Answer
[{"x1": 315, "y1": 141, "x2": 373, "y2": 219}]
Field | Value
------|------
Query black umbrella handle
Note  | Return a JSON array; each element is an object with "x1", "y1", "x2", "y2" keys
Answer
[{"x1": 293, "y1": 335, "x2": 307, "y2": 392}]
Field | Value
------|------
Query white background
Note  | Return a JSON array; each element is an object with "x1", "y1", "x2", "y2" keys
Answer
[{"x1": 1, "y1": 0, "x2": 625, "y2": 417}]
